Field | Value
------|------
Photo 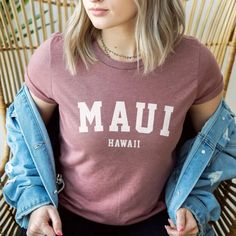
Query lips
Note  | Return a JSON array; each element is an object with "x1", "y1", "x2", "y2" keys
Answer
[
  {"x1": 89, "y1": 8, "x2": 109, "y2": 16},
  {"x1": 89, "y1": 8, "x2": 108, "y2": 11}
]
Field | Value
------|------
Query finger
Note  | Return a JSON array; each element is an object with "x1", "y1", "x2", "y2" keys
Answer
[
  {"x1": 165, "y1": 225, "x2": 198, "y2": 236},
  {"x1": 26, "y1": 229, "x2": 45, "y2": 236},
  {"x1": 27, "y1": 224, "x2": 49, "y2": 236},
  {"x1": 41, "y1": 223, "x2": 56, "y2": 236},
  {"x1": 47, "y1": 206, "x2": 63, "y2": 236},
  {"x1": 165, "y1": 225, "x2": 182, "y2": 235},
  {"x1": 165, "y1": 209, "x2": 199, "y2": 236},
  {"x1": 184, "y1": 210, "x2": 199, "y2": 234},
  {"x1": 176, "y1": 208, "x2": 186, "y2": 232},
  {"x1": 168, "y1": 218, "x2": 176, "y2": 228},
  {"x1": 27, "y1": 224, "x2": 55, "y2": 236}
]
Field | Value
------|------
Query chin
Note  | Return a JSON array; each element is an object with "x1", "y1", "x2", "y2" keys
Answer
[
  {"x1": 90, "y1": 20, "x2": 116, "y2": 30},
  {"x1": 91, "y1": 24, "x2": 106, "y2": 30}
]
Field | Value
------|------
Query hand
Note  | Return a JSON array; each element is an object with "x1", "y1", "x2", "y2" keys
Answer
[
  {"x1": 26, "y1": 204, "x2": 63, "y2": 236},
  {"x1": 165, "y1": 208, "x2": 199, "y2": 235}
]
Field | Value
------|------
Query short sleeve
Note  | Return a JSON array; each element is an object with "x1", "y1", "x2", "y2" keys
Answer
[
  {"x1": 24, "y1": 32, "x2": 59, "y2": 104},
  {"x1": 193, "y1": 42, "x2": 224, "y2": 105}
]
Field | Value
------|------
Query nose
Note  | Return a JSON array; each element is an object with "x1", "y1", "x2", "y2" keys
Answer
[{"x1": 90, "y1": 0, "x2": 103, "y2": 2}]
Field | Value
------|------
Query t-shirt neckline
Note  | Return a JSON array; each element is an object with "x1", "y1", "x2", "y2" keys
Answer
[{"x1": 92, "y1": 39, "x2": 144, "y2": 70}]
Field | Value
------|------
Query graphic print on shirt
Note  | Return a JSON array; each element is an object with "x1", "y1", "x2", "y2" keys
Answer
[{"x1": 78, "y1": 101, "x2": 174, "y2": 149}]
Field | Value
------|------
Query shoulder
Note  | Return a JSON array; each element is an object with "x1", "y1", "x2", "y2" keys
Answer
[
  {"x1": 175, "y1": 35, "x2": 214, "y2": 59},
  {"x1": 48, "y1": 31, "x2": 65, "y2": 67},
  {"x1": 177, "y1": 35, "x2": 202, "y2": 49},
  {"x1": 49, "y1": 31, "x2": 64, "y2": 51},
  {"x1": 39, "y1": 31, "x2": 64, "y2": 59},
  {"x1": 50, "y1": 31, "x2": 63, "y2": 43},
  {"x1": 31, "y1": 31, "x2": 63, "y2": 60},
  {"x1": 171, "y1": 35, "x2": 217, "y2": 70}
]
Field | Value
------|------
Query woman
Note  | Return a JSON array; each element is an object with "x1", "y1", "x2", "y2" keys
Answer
[{"x1": 3, "y1": 0, "x2": 226, "y2": 235}]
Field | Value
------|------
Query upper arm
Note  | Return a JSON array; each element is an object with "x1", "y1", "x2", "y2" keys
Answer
[
  {"x1": 29, "y1": 90, "x2": 57, "y2": 125},
  {"x1": 189, "y1": 92, "x2": 223, "y2": 132}
]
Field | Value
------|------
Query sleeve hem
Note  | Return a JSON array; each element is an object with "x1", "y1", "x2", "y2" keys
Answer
[
  {"x1": 193, "y1": 76, "x2": 223, "y2": 105},
  {"x1": 26, "y1": 80, "x2": 57, "y2": 104}
]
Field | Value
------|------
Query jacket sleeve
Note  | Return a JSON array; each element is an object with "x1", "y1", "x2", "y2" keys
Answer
[
  {"x1": 180, "y1": 180, "x2": 221, "y2": 235},
  {"x1": 2, "y1": 103, "x2": 52, "y2": 229},
  {"x1": 180, "y1": 121, "x2": 236, "y2": 235}
]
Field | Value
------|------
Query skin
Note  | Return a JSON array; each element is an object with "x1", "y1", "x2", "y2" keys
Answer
[
  {"x1": 26, "y1": 0, "x2": 223, "y2": 235},
  {"x1": 82, "y1": 0, "x2": 138, "y2": 60}
]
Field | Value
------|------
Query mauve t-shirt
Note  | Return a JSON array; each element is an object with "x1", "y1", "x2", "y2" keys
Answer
[{"x1": 25, "y1": 31, "x2": 223, "y2": 225}]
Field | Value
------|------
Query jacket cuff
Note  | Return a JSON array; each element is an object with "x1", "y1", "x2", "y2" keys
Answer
[
  {"x1": 15, "y1": 186, "x2": 52, "y2": 228},
  {"x1": 181, "y1": 196, "x2": 211, "y2": 236}
]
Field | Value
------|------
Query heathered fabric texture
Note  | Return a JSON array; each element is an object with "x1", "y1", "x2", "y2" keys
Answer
[{"x1": 25, "y1": 32, "x2": 223, "y2": 225}]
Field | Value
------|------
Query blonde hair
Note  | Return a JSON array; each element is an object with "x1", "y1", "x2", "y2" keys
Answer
[{"x1": 62, "y1": 0, "x2": 185, "y2": 76}]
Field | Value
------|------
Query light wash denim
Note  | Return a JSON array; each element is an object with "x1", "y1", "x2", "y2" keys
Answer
[
  {"x1": 165, "y1": 96, "x2": 236, "y2": 235},
  {"x1": 2, "y1": 83, "x2": 236, "y2": 235}
]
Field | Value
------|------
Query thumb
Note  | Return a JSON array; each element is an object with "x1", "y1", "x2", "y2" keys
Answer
[
  {"x1": 176, "y1": 208, "x2": 186, "y2": 232},
  {"x1": 47, "y1": 206, "x2": 63, "y2": 236}
]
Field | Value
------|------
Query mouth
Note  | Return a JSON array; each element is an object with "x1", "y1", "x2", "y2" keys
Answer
[{"x1": 89, "y1": 8, "x2": 109, "y2": 16}]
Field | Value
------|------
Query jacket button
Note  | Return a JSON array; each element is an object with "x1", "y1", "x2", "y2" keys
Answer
[
  {"x1": 201, "y1": 149, "x2": 206, "y2": 154},
  {"x1": 222, "y1": 117, "x2": 225, "y2": 120}
]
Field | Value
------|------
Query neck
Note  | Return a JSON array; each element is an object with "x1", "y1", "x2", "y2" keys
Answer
[{"x1": 98, "y1": 25, "x2": 138, "y2": 61}]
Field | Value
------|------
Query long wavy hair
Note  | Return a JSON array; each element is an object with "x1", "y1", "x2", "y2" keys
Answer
[{"x1": 62, "y1": 0, "x2": 186, "y2": 76}]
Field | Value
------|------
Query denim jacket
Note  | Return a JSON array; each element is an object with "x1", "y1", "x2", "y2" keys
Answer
[{"x1": 2, "y1": 84, "x2": 236, "y2": 235}]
